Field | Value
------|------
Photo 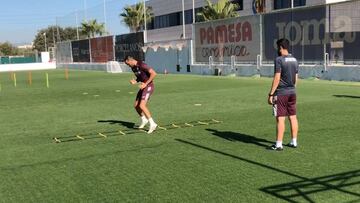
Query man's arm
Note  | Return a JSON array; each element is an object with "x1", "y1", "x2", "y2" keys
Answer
[
  {"x1": 139, "y1": 68, "x2": 157, "y2": 89},
  {"x1": 294, "y1": 73, "x2": 298, "y2": 87},
  {"x1": 130, "y1": 79, "x2": 137, "y2": 85},
  {"x1": 144, "y1": 68, "x2": 157, "y2": 86},
  {"x1": 268, "y1": 73, "x2": 281, "y2": 105}
]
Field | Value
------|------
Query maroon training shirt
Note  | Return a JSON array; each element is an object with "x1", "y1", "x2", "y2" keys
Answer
[{"x1": 131, "y1": 61, "x2": 153, "y2": 85}]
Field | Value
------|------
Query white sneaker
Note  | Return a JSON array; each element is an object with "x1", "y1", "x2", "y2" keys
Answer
[
  {"x1": 138, "y1": 120, "x2": 149, "y2": 129},
  {"x1": 147, "y1": 123, "x2": 157, "y2": 134}
]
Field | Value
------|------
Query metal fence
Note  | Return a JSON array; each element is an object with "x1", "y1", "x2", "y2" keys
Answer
[{"x1": 56, "y1": 0, "x2": 128, "y2": 40}]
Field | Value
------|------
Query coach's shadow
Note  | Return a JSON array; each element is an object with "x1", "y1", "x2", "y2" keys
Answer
[
  {"x1": 98, "y1": 120, "x2": 135, "y2": 129},
  {"x1": 206, "y1": 129, "x2": 273, "y2": 148}
]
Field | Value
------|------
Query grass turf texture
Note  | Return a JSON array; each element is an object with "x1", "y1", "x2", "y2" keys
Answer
[{"x1": 0, "y1": 70, "x2": 359, "y2": 202}]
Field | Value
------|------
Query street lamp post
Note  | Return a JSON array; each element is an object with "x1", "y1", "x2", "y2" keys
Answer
[{"x1": 43, "y1": 33, "x2": 47, "y2": 52}]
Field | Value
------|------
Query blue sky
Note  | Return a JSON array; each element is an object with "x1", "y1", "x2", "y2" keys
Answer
[{"x1": 0, "y1": 0, "x2": 137, "y2": 44}]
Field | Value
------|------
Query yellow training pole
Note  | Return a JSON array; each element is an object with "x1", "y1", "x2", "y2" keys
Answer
[
  {"x1": 28, "y1": 71, "x2": 32, "y2": 86},
  {"x1": 65, "y1": 68, "x2": 69, "y2": 80},
  {"x1": 13, "y1": 73, "x2": 17, "y2": 87},
  {"x1": 46, "y1": 73, "x2": 49, "y2": 88}
]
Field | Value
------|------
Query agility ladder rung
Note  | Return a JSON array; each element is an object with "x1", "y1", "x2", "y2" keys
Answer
[
  {"x1": 185, "y1": 123, "x2": 194, "y2": 127},
  {"x1": 211, "y1": 119, "x2": 221, "y2": 123},
  {"x1": 158, "y1": 126, "x2": 167, "y2": 130},
  {"x1": 76, "y1": 135, "x2": 85, "y2": 140},
  {"x1": 98, "y1": 133, "x2": 107, "y2": 138}
]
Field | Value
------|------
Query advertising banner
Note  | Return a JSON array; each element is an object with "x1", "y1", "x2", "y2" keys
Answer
[
  {"x1": 263, "y1": 6, "x2": 327, "y2": 61},
  {"x1": 72, "y1": 39, "x2": 90, "y2": 62},
  {"x1": 194, "y1": 15, "x2": 260, "y2": 63},
  {"x1": 115, "y1": 32, "x2": 144, "y2": 61},
  {"x1": 90, "y1": 36, "x2": 114, "y2": 63}
]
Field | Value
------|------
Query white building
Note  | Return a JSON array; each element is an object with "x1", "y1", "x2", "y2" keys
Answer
[
  {"x1": 17, "y1": 44, "x2": 34, "y2": 49},
  {"x1": 145, "y1": 0, "x2": 355, "y2": 42}
]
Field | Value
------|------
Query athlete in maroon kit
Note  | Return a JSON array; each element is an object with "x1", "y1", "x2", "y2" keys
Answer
[{"x1": 124, "y1": 56, "x2": 157, "y2": 134}]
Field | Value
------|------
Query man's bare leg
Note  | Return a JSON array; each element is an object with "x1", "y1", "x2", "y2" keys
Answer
[
  {"x1": 276, "y1": 116, "x2": 286, "y2": 148},
  {"x1": 139, "y1": 100, "x2": 157, "y2": 133},
  {"x1": 288, "y1": 115, "x2": 298, "y2": 147},
  {"x1": 135, "y1": 100, "x2": 148, "y2": 129}
]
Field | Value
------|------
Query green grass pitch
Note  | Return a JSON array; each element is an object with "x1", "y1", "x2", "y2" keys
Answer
[{"x1": 0, "y1": 70, "x2": 359, "y2": 202}]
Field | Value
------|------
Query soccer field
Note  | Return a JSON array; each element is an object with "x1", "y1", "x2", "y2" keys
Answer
[{"x1": 0, "y1": 70, "x2": 359, "y2": 202}]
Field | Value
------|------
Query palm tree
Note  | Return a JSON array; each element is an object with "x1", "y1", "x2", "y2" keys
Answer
[
  {"x1": 120, "y1": 3, "x2": 153, "y2": 33},
  {"x1": 80, "y1": 19, "x2": 106, "y2": 38},
  {"x1": 197, "y1": 0, "x2": 239, "y2": 22}
]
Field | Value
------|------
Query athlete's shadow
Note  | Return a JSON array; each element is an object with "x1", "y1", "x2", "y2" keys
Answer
[
  {"x1": 206, "y1": 129, "x2": 273, "y2": 148},
  {"x1": 333, "y1": 95, "x2": 360, "y2": 99},
  {"x1": 98, "y1": 120, "x2": 135, "y2": 129}
]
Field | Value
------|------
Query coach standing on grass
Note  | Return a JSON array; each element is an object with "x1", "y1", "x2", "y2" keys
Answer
[{"x1": 268, "y1": 38, "x2": 299, "y2": 151}]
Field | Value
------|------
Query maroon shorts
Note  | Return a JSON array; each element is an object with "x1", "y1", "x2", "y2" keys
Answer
[
  {"x1": 273, "y1": 94, "x2": 297, "y2": 117},
  {"x1": 136, "y1": 83, "x2": 154, "y2": 102}
]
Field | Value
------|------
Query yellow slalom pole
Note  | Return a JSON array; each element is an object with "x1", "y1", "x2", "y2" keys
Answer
[
  {"x1": 28, "y1": 71, "x2": 32, "y2": 86},
  {"x1": 65, "y1": 68, "x2": 69, "y2": 80},
  {"x1": 14, "y1": 73, "x2": 17, "y2": 87},
  {"x1": 46, "y1": 73, "x2": 49, "y2": 88}
]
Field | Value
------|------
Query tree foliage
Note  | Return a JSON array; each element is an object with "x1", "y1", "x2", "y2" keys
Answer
[
  {"x1": 197, "y1": 0, "x2": 239, "y2": 21},
  {"x1": 33, "y1": 26, "x2": 81, "y2": 52},
  {"x1": 120, "y1": 3, "x2": 153, "y2": 32},
  {"x1": 0, "y1": 42, "x2": 16, "y2": 56},
  {"x1": 80, "y1": 19, "x2": 106, "y2": 38}
]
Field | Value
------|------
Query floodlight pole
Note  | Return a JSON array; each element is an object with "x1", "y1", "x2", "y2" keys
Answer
[
  {"x1": 182, "y1": 0, "x2": 186, "y2": 39},
  {"x1": 76, "y1": 10, "x2": 80, "y2": 40},
  {"x1": 291, "y1": 0, "x2": 294, "y2": 8},
  {"x1": 52, "y1": 26, "x2": 56, "y2": 45},
  {"x1": 84, "y1": 0, "x2": 88, "y2": 21},
  {"x1": 143, "y1": 0, "x2": 147, "y2": 43},
  {"x1": 103, "y1": 0, "x2": 107, "y2": 33},
  {"x1": 56, "y1": 17, "x2": 61, "y2": 42},
  {"x1": 193, "y1": 0, "x2": 195, "y2": 24}
]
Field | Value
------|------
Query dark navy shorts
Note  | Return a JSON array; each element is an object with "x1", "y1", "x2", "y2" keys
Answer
[
  {"x1": 136, "y1": 83, "x2": 154, "y2": 102},
  {"x1": 273, "y1": 94, "x2": 297, "y2": 117}
]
